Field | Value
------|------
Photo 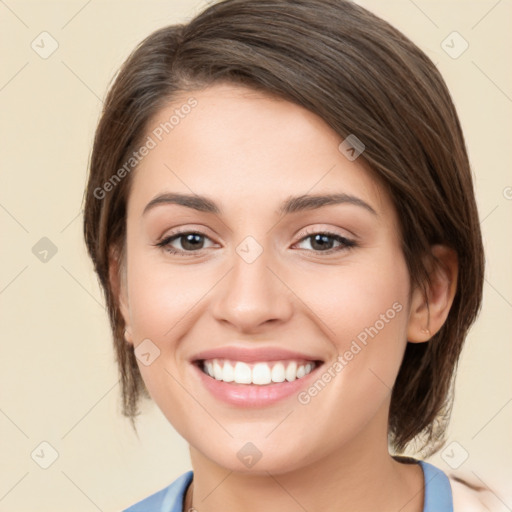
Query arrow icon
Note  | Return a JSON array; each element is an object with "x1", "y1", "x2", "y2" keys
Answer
[
  {"x1": 135, "y1": 339, "x2": 161, "y2": 366},
  {"x1": 441, "y1": 440, "x2": 468, "y2": 469},
  {"x1": 31, "y1": 31, "x2": 59, "y2": 59},
  {"x1": 237, "y1": 442, "x2": 262, "y2": 467},
  {"x1": 32, "y1": 237, "x2": 58, "y2": 262},
  {"x1": 440, "y1": 31, "x2": 468, "y2": 59},
  {"x1": 31, "y1": 441, "x2": 59, "y2": 469},
  {"x1": 339, "y1": 134, "x2": 365, "y2": 161},
  {"x1": 236, "y1": 236, "x2": 263, "y2": 263}
]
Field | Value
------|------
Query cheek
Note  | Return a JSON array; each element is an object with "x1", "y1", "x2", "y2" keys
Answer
[
  {"x1": 285, "y1": 256, "x2": 411, "y2": 452},
  {"x1": 299, "y1": 252, "x2": 410, "y2": 341},
  {"x1": 299, "y1": 250, "x2": 411, "y2": 389},
  {"x1": 125, "y1": 249, "x2": 205, "y2": 337}
]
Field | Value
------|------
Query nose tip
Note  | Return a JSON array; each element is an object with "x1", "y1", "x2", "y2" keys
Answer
[{"x1": 210, "y1": 246, "x2": 293, "y2": 332}]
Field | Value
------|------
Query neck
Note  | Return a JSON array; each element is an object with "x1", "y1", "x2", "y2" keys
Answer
[
  {"x1": 184, "y1": 480, "x2": 193, "y2": 511},
  {"x1": 186, "y1": 419, "x2": 424, "y2": 512}
]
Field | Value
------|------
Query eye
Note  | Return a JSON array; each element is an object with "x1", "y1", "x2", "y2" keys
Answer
[
  {"x1": 293, "y1": 228, "x2": 357, "y2": 254},
  {"x1": 154, "y1": 230, "x2": 216, "y2": 255},
  {"x1": 154, "y1": 228, "x2": 357, "y2": 257}
]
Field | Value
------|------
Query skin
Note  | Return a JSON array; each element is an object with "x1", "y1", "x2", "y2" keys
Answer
[{"x1": 110, "y1": 83, "x2": 458, "y2": 512}]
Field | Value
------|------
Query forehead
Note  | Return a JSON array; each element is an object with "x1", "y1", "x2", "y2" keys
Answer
[{"x1": 128, "y1": 83, "x2": 393, "y2": 221}]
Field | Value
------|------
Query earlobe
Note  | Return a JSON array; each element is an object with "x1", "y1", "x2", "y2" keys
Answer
[
  {"x1": 108, "y1": 246, "x2": 133, "y2": 345},
  {"x1": 123, "y1": 327, "x2": 134, "y2": 345},
  {"x1": 407, "y1": 244, "x2": 458, "y2": 343}
]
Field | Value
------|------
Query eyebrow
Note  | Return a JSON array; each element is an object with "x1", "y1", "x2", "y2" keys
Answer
[{"x1": 142, "y1": 192, "x2": 378, "y2": 217}]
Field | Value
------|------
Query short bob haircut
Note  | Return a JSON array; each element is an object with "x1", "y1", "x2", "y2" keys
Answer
[{"x1": 83, "y1": 0, "x2": 484, "y2": 456}]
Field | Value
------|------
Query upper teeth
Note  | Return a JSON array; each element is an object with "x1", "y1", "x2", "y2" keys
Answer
[{"x1": 201, "y1": 359, "x2": 316, "y2": 385}]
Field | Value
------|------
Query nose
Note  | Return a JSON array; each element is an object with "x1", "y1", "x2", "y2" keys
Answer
[{"x1": 210, "y1": 241, "x2": 294, "y2": 333}]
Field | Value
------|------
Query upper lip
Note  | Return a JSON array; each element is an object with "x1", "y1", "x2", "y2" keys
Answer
[{"x1": 191, "y1": 346, "x2": 324, "y2": 363}]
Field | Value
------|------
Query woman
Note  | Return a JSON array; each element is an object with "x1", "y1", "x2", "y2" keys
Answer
[{"x1": 83, "y1": 0, "x2": 493, "y2": 509}]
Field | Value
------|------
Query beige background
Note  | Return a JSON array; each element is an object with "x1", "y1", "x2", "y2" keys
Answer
[{"x1": 0, "y1": 0, "x2": 511, "y2": 510}]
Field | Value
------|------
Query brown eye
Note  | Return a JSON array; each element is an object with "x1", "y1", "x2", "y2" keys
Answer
[
  {"x1": 294, "y1": 230, "x2": 357, "y2": 254},
  {"x1": 155, "y1": 231, "x2": 216, "y2": 255}
]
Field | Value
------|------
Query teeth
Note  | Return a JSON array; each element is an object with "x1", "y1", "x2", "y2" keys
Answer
[
  {"x1": 234, "y1": 362, "x2": 252, "y2": 384},
  {"x1": 201, "y1": 359, "x2": 316, "y2": 385},
  {"x1": 222, "y1": 360, "x2": 235, "y2": 382},
  {"x1": 285, "y1": 361, "x2": 297, "y2": 382},
  {"x1": 271, "y1": 362, "x2": 286, "y2": 383},
  {"x1": 252, "y1": 363, "x2": 272, "y2": 385},
  {"x1": 213, "y1": 361, "x2": 223, "y2": 380}
]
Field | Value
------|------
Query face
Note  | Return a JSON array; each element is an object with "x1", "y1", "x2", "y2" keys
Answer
[{"x1": 116, "y1": 83, "x2": 416, "y2": 474}]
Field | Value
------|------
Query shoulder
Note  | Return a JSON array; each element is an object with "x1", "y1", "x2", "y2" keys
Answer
[
  {"x1": 449, "y1": 472, "x2": 510, "y2": 512},
  {"x1": 409, "y1": 457, "x2": 509, "y2": 512},
  {"x1": 122, "y1": 470, "x2": 193, "y2": 512}
]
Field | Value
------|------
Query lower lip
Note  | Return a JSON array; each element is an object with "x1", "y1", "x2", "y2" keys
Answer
[{"x1": 192, "y1": 362, "x2": 323, "y2": 407}]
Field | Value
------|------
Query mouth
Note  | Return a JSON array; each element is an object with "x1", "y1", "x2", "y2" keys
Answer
[
  {"x1": 194, "y1": 358, "x2": 323, "y2": 386},
  {"x1": 189, "y1": 346, "x2": 325, "y2": 406}
]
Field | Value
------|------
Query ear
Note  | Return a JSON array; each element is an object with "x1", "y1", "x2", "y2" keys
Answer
[
  {"x1": 407, "y1": 244, "x2": 458, "y2": 343},
  {"x1": 108, "y1": 246, "x2": 133, "y2": 345}
]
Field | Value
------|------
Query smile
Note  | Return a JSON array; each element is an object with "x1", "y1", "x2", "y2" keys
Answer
[
  {"x1": 199, "y1": 358, "x2": 318, "y2": 385},
  {"x1": 190, "y1": 346, "x2": 325, "y2": 407}
]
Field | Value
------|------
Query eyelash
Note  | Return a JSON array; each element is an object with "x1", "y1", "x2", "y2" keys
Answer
[{"x1": 154, "y1": 228, "x2": 357, "y2": 257}]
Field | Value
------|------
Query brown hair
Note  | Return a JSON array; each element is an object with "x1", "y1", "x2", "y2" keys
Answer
[{"x1": 83, "y1": 0, "x2": 484, "y2": 456}]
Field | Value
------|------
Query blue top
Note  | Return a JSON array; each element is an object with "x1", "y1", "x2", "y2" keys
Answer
[{"x1": 123, "y1": 460, "x2": 453, "y2": 511}]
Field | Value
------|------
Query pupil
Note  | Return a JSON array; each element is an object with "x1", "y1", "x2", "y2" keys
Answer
[
  {"x1": 312, "y1": 234, "x2": 332, "y2": 251},
  {"x1": 183, "y1": 233, "x2": 203, "y2": 250}
]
